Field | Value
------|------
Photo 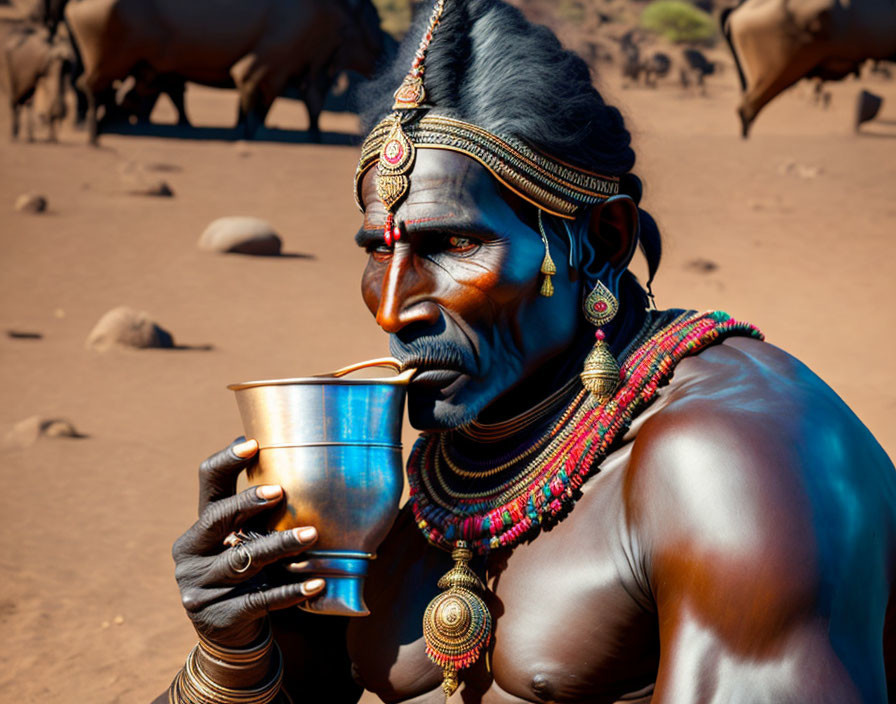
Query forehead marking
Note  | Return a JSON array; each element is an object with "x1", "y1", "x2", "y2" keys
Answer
[{"x1": 404, "y1": 214, "x2": 460, "y2": 227}]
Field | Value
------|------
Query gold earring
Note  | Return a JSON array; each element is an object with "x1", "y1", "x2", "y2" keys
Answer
[
  {"x1": 537, "y1": 211, "x2": 557, "y2": 297},
  {"x1": 580, "y1": 279, "x2": 620, "y2": 401}
]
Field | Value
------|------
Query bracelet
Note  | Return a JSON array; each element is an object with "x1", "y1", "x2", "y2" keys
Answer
[
  {"x1": 168, "y1": 623, "x2": 284, "y2": 704},
  {"x1": 169, "y1": 642, "x2": 284, "y2": 704},
  {"x1": 197, "y1": 625, "x2": 274, "y2": 666}
]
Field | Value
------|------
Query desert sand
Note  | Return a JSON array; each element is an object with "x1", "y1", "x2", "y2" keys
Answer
[{"x1": 1, "y1": 37, "x2": 895, "y2": 704}]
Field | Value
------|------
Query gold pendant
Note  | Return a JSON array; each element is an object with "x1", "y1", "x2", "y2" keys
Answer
[
  {"x1": 422, "y1": 542, "x2": 492, "y2": 698},
  {"x1": 393, "y1": 74, "x2": 427, "y2": 110},
  {"x1": 376, "y1": 115, "x2": 416, "y2": 213},
  {"x1": 580, "y1": 335, "x2": 620, "y2": 401}
]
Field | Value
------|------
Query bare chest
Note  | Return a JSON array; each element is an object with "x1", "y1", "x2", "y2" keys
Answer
[{"x1": 347, "y1": 467, "x2": 659, "y2": 703}]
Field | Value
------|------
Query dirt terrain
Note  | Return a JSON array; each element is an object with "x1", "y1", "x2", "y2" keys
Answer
[{"x1": 1, "y1": 32, "x2": 895, "y2": 704}]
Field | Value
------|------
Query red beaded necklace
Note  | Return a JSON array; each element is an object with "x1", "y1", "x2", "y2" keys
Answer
[{"x1": 408, "y1": 310, "x2": 764, "y2": 554}]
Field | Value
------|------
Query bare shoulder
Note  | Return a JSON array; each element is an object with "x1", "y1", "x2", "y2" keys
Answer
[
  {"x1": 623, "y1": 335, "x2": 896, "y2": 608},
  {"x1": 628, "y1": 335, "x2": 894, "y2": 496},
  {"x1": 619, "y1": 336, "x2": 896, "y2": 704}
]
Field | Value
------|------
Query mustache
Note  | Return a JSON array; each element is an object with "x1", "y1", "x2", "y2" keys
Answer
[{"x1": 389, "y1": 335, "x2": 476, "y2": 375}]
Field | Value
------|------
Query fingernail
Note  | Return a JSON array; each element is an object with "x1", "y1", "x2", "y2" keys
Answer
[
  {"x1": 256, "y1": 485, "x2": 282, "y2": 500},
  {"x1": 296, "y1": 527, "x2": 317, "y2": 543},
  {"x1": 303, "y1": 578, "x2": 325, "y2": 594},
  {"x1": 286, "y1": 561, "x2": 311, "y2": 572},
  {"x1": 233, "y1": 439, "x2": 258, "y2": 458}
]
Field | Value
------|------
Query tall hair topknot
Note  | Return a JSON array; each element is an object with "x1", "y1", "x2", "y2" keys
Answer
[{"x1": 357, "y1": 0, "x2": 661, "y2": 299}]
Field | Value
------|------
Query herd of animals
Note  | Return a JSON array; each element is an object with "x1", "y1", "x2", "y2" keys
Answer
[
  {"x1": 1, "y1": 0, "x2": 894, "y2": 143},
  {"x1": 1, "y1": 0, "x2": 390, "y2": 143}
]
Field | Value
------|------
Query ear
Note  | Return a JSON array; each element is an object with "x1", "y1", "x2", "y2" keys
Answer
[{"x1": 587, "y1": 194, "x2": 639, "y2": 270}]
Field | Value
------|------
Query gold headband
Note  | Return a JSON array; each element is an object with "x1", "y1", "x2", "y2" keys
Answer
[{"x1": 355, "y1": 114, "x2": 621, "y2": 220}]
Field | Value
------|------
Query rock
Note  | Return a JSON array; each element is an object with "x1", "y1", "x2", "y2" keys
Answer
[
  {"x1": 42, "y1": 419, "x2": 81, "y2": 437},
  {"x1": 685, "y1": 258, "x2": 719, "y2": 274},
  {"x1": 15, "y1": 192, "x2": 47, "y2": 213},
  {"x1": 3, "y1": 415, "x2": 83, "y2": 449},
  {"x1": 118, "y1": 161, "x2": 174, "y2": 197},
  {"x1": 85, "y1": 306, "x2": 174, "y2": 351},
  {"x1": 129, "y1": 180, "x2": 173, "y2": 197},
  {"x1": 778, "y1": 160, "x2": 823, "y2": 179},
  {"x1": 198, "y1": 217, "x2": 282, "y2": 256}
]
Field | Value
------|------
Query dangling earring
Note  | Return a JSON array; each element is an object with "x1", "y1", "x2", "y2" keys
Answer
[
  {"x1": 581, "y1": 271, "x2": 620, "y2": 402},
  {"x1": 536, "y1": 211, "x2": 557, "y2": 297}
]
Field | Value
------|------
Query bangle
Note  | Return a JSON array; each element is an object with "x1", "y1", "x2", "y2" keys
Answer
[
  {"x1": 168, "y1": 624, "x2": 284, "y2": 704},
  {"x1": 197, "y1": 625, "x2": 274, "y2": 666}
]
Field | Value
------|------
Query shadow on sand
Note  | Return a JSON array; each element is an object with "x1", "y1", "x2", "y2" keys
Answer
[{"x1": 98, "y1": 121, "x2": 360, "y2": 146}]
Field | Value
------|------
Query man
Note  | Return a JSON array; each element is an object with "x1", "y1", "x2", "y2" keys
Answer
[{"x1": 158, "y1": 1, "x2": 896, "y2": 702}]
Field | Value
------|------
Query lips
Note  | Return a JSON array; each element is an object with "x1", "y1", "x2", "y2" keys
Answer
[{"x1": 411, "y1": 368, "x2": 465, "y2": 389}]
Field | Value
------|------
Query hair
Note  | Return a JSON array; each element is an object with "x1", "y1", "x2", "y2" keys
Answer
[{"x1": 358, "y1": 0, "x2": 662, "y2": 314}]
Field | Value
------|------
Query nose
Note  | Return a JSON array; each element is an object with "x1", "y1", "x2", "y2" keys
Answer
[{"x1": 375, "y1": 245, "x2": 440, "y2": 334}]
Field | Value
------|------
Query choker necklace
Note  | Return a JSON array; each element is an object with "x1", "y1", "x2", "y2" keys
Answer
[
  {"x1": 412, "y1": 310, "x2": 764, "y2": 697},
  {"x1": 459, "y1": 373, "x2": 582, "y2": 443}
]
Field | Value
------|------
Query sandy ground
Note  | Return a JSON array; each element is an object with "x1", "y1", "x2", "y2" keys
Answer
[{"x1": 1, "y1": 57, "x2": 895, "y2": 702}]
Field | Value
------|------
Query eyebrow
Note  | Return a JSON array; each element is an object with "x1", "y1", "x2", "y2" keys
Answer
[{"x1": 354, "y1": 218, "x2": 507, "y2": 248}]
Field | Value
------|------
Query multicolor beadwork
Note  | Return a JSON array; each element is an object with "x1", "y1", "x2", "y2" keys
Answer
[
  {"x1": 408, "y1": 311, "x2": 764, "y2": 555},
  {"x1": 422, "y1": 542, "x2": 492, "y2": 698}
]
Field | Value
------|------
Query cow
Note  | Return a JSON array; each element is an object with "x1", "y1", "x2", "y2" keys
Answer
[
  {"x1": 65, "y1": 0, "x2": 386, "y2": 144},
  {"x1": 643, "y1": 51, "x2": 672, "y2": 87},
  {"x1": 721, "y1": 0, "x2": 896, "y2": 137},
  {"x1": 0, "y1": 20, "x2": 72, "y2": 141},
  {"x1": 679, "y1": 47, "x2": 716, "y2": 93}
]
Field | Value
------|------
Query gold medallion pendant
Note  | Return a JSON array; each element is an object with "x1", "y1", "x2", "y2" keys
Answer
[{"x1": 422, "y1": 542, "x2": 492, "y2": 697}]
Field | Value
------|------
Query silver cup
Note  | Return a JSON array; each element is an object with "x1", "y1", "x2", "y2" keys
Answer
[{"x1": 228, "y1": 358, "x2": 413, "y2": 616}]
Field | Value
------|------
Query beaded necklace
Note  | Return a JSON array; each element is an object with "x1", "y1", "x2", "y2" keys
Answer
[{"x1": 408, "y1": 310, "x2": 764, "y2": 554}]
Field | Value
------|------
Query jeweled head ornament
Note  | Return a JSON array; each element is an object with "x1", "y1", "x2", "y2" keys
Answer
[
  {"x1": 355, "y1": 0, "x2": 621, "y2": 248},
  {"x1": 369, "y1": 0, "x2": 446, "y2": 247}
]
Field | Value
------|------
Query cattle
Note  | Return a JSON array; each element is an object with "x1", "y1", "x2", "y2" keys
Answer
[
  {"x1": 65, "y1": 0, "x2": 386, "y2": 144},
  {"x1": 643, "y1": 52, "x2": 672, "y2": 87},
  {"x1": 0, "y1": 20, "x2": 71, "y2": 141},
  {"x1": 721, "y1": 0, "x2": 896, "y2": 136},
  {"x1": 679, "y1": 48, "x2": 716, "y2": 93}
]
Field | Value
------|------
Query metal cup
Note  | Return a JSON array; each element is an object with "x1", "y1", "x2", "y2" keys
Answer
[{"x1": 228, "y1": 358, "x2": 413, "y2": 617}]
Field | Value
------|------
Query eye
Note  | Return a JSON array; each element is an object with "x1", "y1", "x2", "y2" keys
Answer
[
  {"x1": 366, "y1": 240, "x2": 392, "y2": 262},
  {"x1": 446, "y1": 235, "x2": 478, "y2": 253}
]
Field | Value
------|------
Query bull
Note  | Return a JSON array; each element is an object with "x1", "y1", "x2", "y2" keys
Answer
[
  {"x1": 721, "y1": 0, "x2": 896, "y2": 136},
  {"x1": 65, "y1": 0, "x2": 385, "y2": 144},
  {"x1": 0, "y1": 20, "x2": 72, "y2": 141}
]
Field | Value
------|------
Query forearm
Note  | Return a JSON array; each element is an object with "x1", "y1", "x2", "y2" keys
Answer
[{"x1": 163, "y1": 621, "x2": 288, "y2": 704}]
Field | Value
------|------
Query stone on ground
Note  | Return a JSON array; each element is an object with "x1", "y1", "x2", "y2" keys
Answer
[
  {"x1": 198, "y1": 216, "x2": 282, "y2": 255},
  {"x1": 85, "y1": 306, "x2": 174, "y2": 351},
  {"x1": 118, "y1": 161, "x2": 174, "y2": 197},
  {"x1": 15, "y1": 192, "x2": 48, "y2": 213},
  {"x1": 3, "y1": 416, "x2": 83, "y2": 449}
]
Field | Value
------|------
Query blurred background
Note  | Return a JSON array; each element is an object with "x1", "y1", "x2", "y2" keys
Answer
[{"x1": 1, "y1": 0, "x2": 894, "y2": 701}]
